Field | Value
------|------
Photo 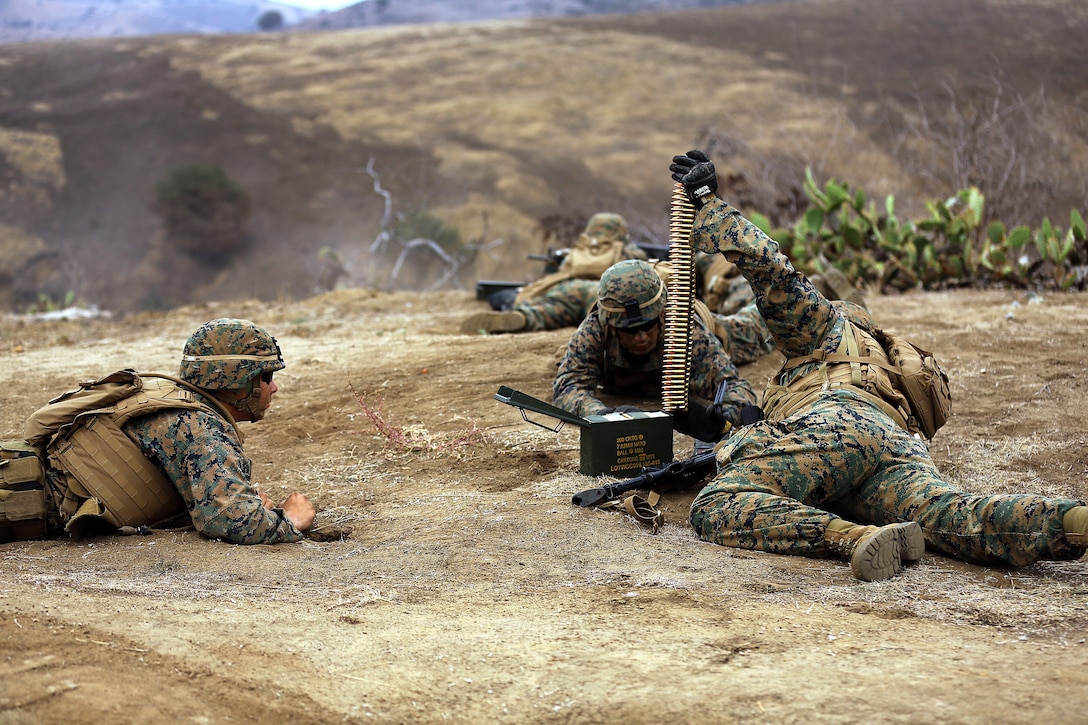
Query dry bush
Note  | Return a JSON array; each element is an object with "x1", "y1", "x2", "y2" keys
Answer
[
  {"x1": 890, "y1": 77, "x2": 1087, "y2": 228},
  {"x1": 153, "y1": 164, "x2": 252, "y2": 262},
  {"x1": 348, "y1": 383, "x2": 485, "y2": 454}
]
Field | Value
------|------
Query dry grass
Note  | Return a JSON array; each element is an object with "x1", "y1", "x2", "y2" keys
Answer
[{"x1": 3, "y1": 0, "x2": 1086, "y2": 313}]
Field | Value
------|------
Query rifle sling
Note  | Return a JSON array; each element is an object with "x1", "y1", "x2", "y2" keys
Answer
[{"x1": 599, "y1": 490, "x2": 664, "y2": 533}]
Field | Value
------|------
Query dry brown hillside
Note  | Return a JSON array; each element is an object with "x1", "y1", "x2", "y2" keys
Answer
[{"x1": 0, "y1": 0, "x2": 1086, "y2": 313}]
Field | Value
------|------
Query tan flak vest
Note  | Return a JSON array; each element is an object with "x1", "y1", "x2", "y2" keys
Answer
[
  {"x1": 761, "y1": 323, "x2": 916, "y2": 434},
  {"x1": 23, "y1": 370, "x2": 239, "y2": 535}
]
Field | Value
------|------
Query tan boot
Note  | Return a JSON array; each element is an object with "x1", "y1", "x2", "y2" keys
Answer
[
  {"x1": 1063, "y1": 506, "x2": 1088, "y2": 546},
  {"x1": 460, "y1": 310, "x2": 527, "y2": 335},
  {"x1": 824, "y1": 520, "x2": 925, "y2": 582}
]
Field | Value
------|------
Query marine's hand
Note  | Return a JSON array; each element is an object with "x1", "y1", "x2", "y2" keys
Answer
[
  {"x1": 258, "y1": 491, "x2": 275, "y2": 509},
  {"x1": 281, "y1": 491, "x2": 316, "y2": 532},
  {"x1": 601, "y1": 405, "x2": 643, "y2": 414},
  {"x1": 671, "y1": 400, "x2": 730, "y2": 442},
  {"x1": 669, "y1": 149, "x2": 718, "y2": 209}
]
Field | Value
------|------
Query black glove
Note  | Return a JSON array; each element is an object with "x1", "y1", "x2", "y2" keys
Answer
[
  {"x1": 487, "y1": 288, "x2": 518, "y2": 311},
  {"x1": 669, "y1": 149, "x2": 718, "y2": 209},
  {"x1": 601, "y1": 405, "x2": 643, "y2": 415},
  {"x1": 671, "y1": 400, "x2": 729, "y2": 442}
]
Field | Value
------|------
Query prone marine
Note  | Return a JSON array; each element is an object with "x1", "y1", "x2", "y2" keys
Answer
[{"x1": 0, "y1": 318, "x2": 315, "y2": 545}]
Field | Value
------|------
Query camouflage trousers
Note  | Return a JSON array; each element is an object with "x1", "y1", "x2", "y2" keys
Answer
[
  {"x1": 517, "y1": 278, "x2": 598, "y2": 331},
  {"x1": 713, "y1": 302, "x2": 773, "y2": 366},
  {"x1": 690, "y1": 390, "x2": 1086, "y2": 566},
  {"x1": 714, "y1": 275, "x2": 757, "y2": 316}
]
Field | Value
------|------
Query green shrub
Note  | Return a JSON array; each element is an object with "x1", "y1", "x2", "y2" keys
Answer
[
  {"x1": 257, "y1": 10, "x2": 284, "y2": 31},
  {"x1": 760, "y1": 169, "x2": 1087, "y2": 292},
  {"x1": 394, "y1": 210, "x2": 463, "y2": 251},
  {"x1": 153, "y1": 164, "x2": 251, "y2": 262}
]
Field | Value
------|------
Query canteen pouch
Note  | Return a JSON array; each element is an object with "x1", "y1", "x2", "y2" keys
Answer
[{"x1": 0, "y1": 440, "x2": 48, "y2": 542}]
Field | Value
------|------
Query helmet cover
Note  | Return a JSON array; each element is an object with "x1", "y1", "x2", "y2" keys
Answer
[
  {"x1": 597, "y1": 259, "x2": 667, "y2": 330},
  {"x1": 179, "y1": 318, "x2": 285, "y2": 391},
  {"x1": 581, "y1": 212, "x2": 629, "y2": 244}
]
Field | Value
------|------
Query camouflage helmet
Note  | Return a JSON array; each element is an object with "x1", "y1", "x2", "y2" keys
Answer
[
  {"x1": 597, "y1": 259, "x2": 667, "y2": 330},
  {"x1": 179, "y1": 318, "x2": 285, "y2": 391},
  {"x1": 582, "y1": 212, "x2": 629, "y2": 244}
]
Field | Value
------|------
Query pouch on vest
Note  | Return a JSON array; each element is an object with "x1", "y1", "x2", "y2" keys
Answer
[
  {"x1": 875, "y1": 328, "x2": 952, "y2": 440},
  {"x1": 49, "y1": 413, "x2": 185, "y2": 532},
  {"x1": 0, "y1": 440, "x2": 48, "y2": 542}
]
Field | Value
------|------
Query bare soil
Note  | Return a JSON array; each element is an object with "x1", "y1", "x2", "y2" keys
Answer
[{"x1": 2, "y1": 286, "x2": 1087, "y2": 724}]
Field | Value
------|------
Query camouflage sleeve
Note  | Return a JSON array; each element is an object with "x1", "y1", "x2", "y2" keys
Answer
[
  {"x1": 688, "y1": 321, "x2": 757, "y2": 426},
  {"x1": 552, "y1": 315, "x2": 611, "y2": 417},
  {"x1": 692, "y1": 197, "x2": 837, "y2": 359},
  {"x1": 127, "y1": 410, "x2": 304, "y2": 544}
]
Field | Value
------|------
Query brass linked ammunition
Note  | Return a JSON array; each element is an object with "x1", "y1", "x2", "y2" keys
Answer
[{"x1": 662, "y1": 183, "x2": 696, "y2": 413}]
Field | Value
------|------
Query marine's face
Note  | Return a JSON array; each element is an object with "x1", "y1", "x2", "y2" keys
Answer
[
  {"x1": 255, "y1": 370, "x2": 278, "y2": 416},
  {"x1": 615, "y1": 316, "x2": 661, "y2": 357}
]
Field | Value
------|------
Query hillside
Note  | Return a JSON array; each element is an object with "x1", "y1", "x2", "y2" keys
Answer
[
  {"x1": 0, "y1": 0, "x2": 315, "y2": 43},
  {"x1": 0, "y1": 0, "x2": 1086, "y2": 315},
  {"x1": 0, "y1": 0, "x2": 763, "y2": 43},
  {"x1": 291, "y1": 0, "x2": 764, "y2": 32},
  {"x1": 1, "y1": 286, "x2": 1087, "y2": 722}
]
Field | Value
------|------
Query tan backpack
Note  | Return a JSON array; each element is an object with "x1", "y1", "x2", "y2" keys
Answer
[
  {"x1": 768, "y1": 324, "x2": 951, "y2": 440},
  {"x1": 873, "y1": 328, "x2": 952, "y2": 439},
  {"x1": 516, "y1": 235, "x2": 644, "y2": 304},
  {"x1": 23, "y1": 369, "x2": 237, "y2": 536}
]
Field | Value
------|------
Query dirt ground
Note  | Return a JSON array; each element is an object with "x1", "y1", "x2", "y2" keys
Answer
[{"x1": 1, "y1": 286, "x2": 1087, "y2": 724}]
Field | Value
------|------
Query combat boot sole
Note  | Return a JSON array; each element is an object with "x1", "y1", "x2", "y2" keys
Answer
[
  {"x1": 851, "y1": 521, "x2": 924, "y2": 582},
  {"x1": 460, "y1": 311, "x2": 527, "y2": 335},
  {"x1": 897, "y1": 521, "x2": 926, "y2": 561}
]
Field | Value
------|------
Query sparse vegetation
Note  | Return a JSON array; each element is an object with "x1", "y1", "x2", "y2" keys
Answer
[
  {"x1": 256, "y1": 10, "x2": 284, "y2": 32},
  {"x1": 349, "y1": 382, "x2": 485, "y2": 453},
  {"x1": 1, "y1": 0, "x2": 1086, "y2": 314},
  {"x1": 891, "y1": 79, "x2": 1084, "y2": 230},
  {"x1": 752, "y1": 171, "x2": 1088, "y2": 292},
  {"x1": 22, "y1": 290, "x2": 78, "y2": 314},
  {"x1": 152, "y1": 164, "x2": 251, "y2": 263}
]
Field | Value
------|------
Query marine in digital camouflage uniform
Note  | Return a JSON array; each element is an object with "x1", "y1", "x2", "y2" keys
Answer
[
  {"x1": 461, "y1": 213, "x2": 649, "y2": 334},
  {"x1": 670, "y1": 149, "x2": 1088, "y2": 581},
  {"x1": 553, "y1": 259, "x2": 757, "y2": 439},
  {"x1": 123, "y1": 318, "x2": 313, "y2": 544},
  {"x1": 31, "y1": 319, "x2": 316, "y2": 544}
]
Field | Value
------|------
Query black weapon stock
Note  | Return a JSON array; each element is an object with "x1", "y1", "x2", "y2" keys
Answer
[{"x1": 571, "y1": 450, "x2": 717, "y2": 508}]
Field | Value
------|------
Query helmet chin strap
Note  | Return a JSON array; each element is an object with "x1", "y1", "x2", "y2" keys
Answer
[
  {"x1": 217, "y1": 377, "x2": 265, "y2": 422},
  {"x1": 236, "y1": 391, "x2": 266, "y2": 422}
]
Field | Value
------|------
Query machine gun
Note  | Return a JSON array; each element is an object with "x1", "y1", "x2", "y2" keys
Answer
[
  {"x1": 570, "y1": 449, "x2": 717, "y2": 508},
  {"x1": 569, "y1": 403, "x2": 762, "y2": 509},
  {"x1": 474, "y1": 241, "x2": 672, "y2": 304}
]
